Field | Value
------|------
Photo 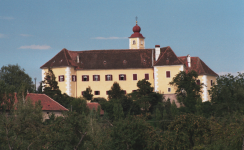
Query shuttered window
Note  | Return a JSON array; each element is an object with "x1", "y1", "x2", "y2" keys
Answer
[
  {"x1": 93, "y1": 75, "x2": 100, "y2": 81},
  {"x1": 145, "y1": 74, "x2": 149, "y2": 80},
  {"x1": 119, "y1": 74, "x2": 126, "y2": 80},
  {"x1": 82, "y1": 75, "x2": 89, "y2": 81},
  {"x1": 59, "y1": 75, "x2": 64, "y2": 82},
  {"x1": 133, "y1": 74, "x2": 137, "y2": 80},
  {"x1": 94, "y1": 91, "x2": 100, "y2": 95},
  {"x1": 72, "y1": 75, "x2": 76, "y2": 82},
  {"x1": 105, "y1": 75, "x2": 113, "y2": 81},
  {"x1": 166, "y1": 71, "x2": 170, "y2": 78}
]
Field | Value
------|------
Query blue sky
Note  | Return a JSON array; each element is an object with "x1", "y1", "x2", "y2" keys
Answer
[{"x1": 0, "y1": 0, "x2": 243, "y2": 86}]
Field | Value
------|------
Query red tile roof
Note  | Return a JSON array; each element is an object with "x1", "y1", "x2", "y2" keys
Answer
[
  {"x1": 26, "y1": 93, "x2": 68, "y2": 111},
  {"x1": 87, "y1": 102, "x2": 104, "y2": 115},
  {"x1": 41, "y1": 48, "x2": 154, "y2": 70},
  {"x1": 178, "y1": 56, "x2": 218, "y2": 76},
  {"x1": 154, "y1": 46, "x2": 183, "y2": 66}
]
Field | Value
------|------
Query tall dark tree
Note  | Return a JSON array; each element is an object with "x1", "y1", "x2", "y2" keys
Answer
[
  {"x1": 169, "y1": 70, "x2": 203, "y2": 113},
  {"x1": 0, "y1": 64, "x2": 33, "y2": 96},
  {"x1": 83, "y1": 86, "x2": 93, "y2": 100},
  {"x1": 131, "y1": 79, "x2": 163, "y2": 114},
  {"x1": 108, "y1": 82, "x2": 125, "y2": 100},
  {"x1": 42, "y1": 68, "x2": 73, "y2": 107}
]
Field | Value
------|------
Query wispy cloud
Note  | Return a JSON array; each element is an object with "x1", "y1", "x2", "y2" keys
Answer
[
  {"x1": 0, "y1": 16, "x2": 14, "y2": 20},
  {"x1": 218, "y1": 70, "x2": 244, "y2": 76},
  {"x1": 20, "y1": 34, "x2": 33, "y2": 37},
  {"x1": 91, "y1": 37, "x2": 127, "y2": 40},
  {"x1": 18, "y1": 45, "x2": 51, "y2": 50}
]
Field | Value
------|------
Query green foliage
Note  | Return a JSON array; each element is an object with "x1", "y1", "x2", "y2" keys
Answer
[
  {"x1": 83, "y1": 86, "x2": 93, "y2": 100},
  {"x1": 108, "y1": 116, "x2": 163, "y2": 150},
  {"x1": 108, "y1": 82, "x2": 125, "y2": 100},
  {"x1": 0, "y1": 98, "x2": 44, "y2": 149},
  {"x1": 163, "y1": 114, "x2": 212, "y2": 150},
  {"x1": 209, "y1": 73, "x2": 244, "y2": 117},
  {"x1": 70, "y1": 97, "x2": 90, "y2": 115},
  {"x1": 170, "y1": 70, "x2": 203, "y2": 113},
  {"x1": 0, "y1": 64, "x2": 33, "y2": 97},
  {"x1": 44, "y1": 112, "x2": 89, "y2": 150},
  {"x1": 131, "y1": 79, "x2": 163, "y2": 114}
]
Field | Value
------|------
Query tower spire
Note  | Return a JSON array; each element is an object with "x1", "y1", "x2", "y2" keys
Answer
[{"x1": 136, "y1": 16, "x2": 138, "y2": 24}]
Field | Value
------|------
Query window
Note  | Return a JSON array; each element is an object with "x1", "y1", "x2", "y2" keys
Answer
[
  {"x1": 133, "y1": 40, "x2": 136, "y2": 45},
  {"x1": 211, "y1": 80, "x2": 213, "y2": 86},
  {"x1": 140, "y1": 40, "x2": 143, "y2": 45},
  {"x1": 82, "y1": 75, "x2": 89, "y2": 81},
  {"x1": 105, "y1": 75, "x2": 113, "y2": 81},
  {"x1": 72, "y1": 75, "x2": 76, "y2": 82},
  {"x1": 132, "y1": 90, "x2": 137, "y2": 93},
  {"x1": 133, "y1": 74, "x2": 137, "y2": 80},
  {"x1": 166, "y1": 71, "x2": 170, "y2": 78},
  {"x1": 82, "y1": 91, "x2": 85, "y2": 96},
  {"x1": 122, "y1": 90, "x2": 126, "y2": 94},
  {"x1": 93, "y1": 75, "x2": 100, "y2": 81},
  {"x1": 119, "y1": 74, "x2": 126, "y2": 81},
  {"x1": 106, "y1": 91, "x2": 109, "y2": 95},
  {"x1": 197, "y1": 80, "x2": 200, "y2": 85},
  {"x1": 94, "y1": 91, "x2": 100, "y2": 95},
  {"x1": 59, "y1": 75, "x2": 64, "y2": 82},
  {"x1": 168, "y1": 88, "x2": 171, "y2": 92},
  {"x1": 145, "y1": 74, "x2": 149, "y2": 80}
]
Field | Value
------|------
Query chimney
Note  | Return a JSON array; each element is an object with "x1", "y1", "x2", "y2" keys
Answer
[
  {"x1": 155, "y1": 45, "x2": 160, "y2": 61},
  {"x1": 77, "y1": 54, "x2": 79, "y2": 63},
  {"x1": 187, "y1": 54, "x2": 191, "y2": 67}
]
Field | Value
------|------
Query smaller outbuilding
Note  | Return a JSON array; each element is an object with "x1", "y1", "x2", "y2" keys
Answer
[{"x1": 26, "y1": 93, "x2": 68, "y2": 120}]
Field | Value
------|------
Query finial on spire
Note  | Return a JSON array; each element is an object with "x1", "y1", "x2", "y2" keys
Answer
[{"x1": 136, "y1": 16, "x2": 138, "y2": 24}]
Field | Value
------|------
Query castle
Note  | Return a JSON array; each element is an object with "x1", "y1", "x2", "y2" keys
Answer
[{"x1": 40, "y1": 21, "x2": 217, "y2": 102}]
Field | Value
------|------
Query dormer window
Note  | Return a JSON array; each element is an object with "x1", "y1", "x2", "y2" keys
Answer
[{"x1": 133, "y1": 40, "x2": 136, "y2": 45}]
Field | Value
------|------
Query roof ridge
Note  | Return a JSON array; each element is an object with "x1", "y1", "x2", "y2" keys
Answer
[
  {"x1": 43, "y1": 94, "x2": 68, "y2": 111},
  {"x1": 63, "y1": 49, "x2": 70, "y2": 66},
  {"x1": 154, "y1": 46, "x2": 170, "y2": 66},
  {"x1": 40, "y1": 48, "x2": 68, "y2": 68}
]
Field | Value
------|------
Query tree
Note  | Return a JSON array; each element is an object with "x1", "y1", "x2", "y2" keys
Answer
[
  {"x1": 42, "y1": 68, "x2": 61, "y2": 98},
  {"x1": 70, "y1": 97, "x2": 90, "y2": 115},
  {"x1": 0, "y1": 98, "x2": 44, "y2": 150},
  {"x1": 107, "y1": 116, "x2": 163, "y2": 150},
  {"x1": 209, "y1": 72, "x2": 244, "y2": 116},
  {"x1": 108, "y1": 82, "x2": 125, "y2": 100},
  {"x1": 163, "y1": 114, "x2": 212, "y2": 150},
  {"x1": 169, "y1": 70, "x2": 203, "y2": 113},
  {"x1": 83, "y1": 86, "x2": 93, "y2": 100},
  {"x1": 0, "y1": 64, "x2": 33, "y2": 97},
  {"x1": 130, "y1": 79, "x2": 163, "y2": 114},
  {"x1": 42, "y1": 68, "x2": 73, "y2": 108}
]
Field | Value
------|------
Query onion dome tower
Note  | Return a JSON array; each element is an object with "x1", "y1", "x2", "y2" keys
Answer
[{"x1": 129, "y1": 19, "x2": 145, "y2": 49}]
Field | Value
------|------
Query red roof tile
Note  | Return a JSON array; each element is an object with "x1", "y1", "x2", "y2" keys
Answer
[
  {"x1": 154, "y1": 46, "x2": 183, "y2": 66},
  {"x1": 178, "y1": 56, "x2": 218, "y2": 76},
  {"x1": 26, "y1": 93, "x2": 68, "y2": 111},
  {"x1": 87, "y1": 102, "x2": 104, "y2": 115}
]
